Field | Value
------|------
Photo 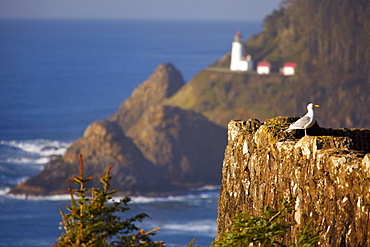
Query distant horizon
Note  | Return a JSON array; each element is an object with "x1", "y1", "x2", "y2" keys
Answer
[
  {"x1": 0, "y1": 17, "x2": 263, "y2": 22},
  {"x1": 0, "y1": 0, "x2": 281, "y2": 21}
]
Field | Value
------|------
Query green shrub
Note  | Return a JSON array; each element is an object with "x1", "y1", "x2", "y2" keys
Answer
[
  {"x1": 213, "y1": 197, "x2": 319, "y2": 247},
  {"x1": 54, "y1": 155, "x2": 165, "y2": 247}
]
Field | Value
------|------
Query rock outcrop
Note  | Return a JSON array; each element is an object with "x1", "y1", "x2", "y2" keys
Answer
[
  {"x1": 217, "y1": 117, "x2": 370, "y2": 246},
  {"x1": 128, "y1": 104, "x2": 226, "y2": 186},
  {"x1": 10, "y1": 120, "x2": 174, "y2": 196},
  {"x1": 9, "y1": 63, "x2": 226, "y2": 196},
  {"x1": 109, "y1": 63, "x2": 185, "y2": 132}
]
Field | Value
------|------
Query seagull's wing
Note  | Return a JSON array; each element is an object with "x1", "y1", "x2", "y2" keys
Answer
[{"x1": 288, "y1": 116, "x2": 312, "y2": 130}]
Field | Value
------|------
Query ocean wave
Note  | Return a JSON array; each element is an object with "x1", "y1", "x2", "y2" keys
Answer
[
  {"x1": 1, "y1": 139, "x2": 70, "y2": 165},
  {"x1": 130, "y1": 190, "x2": 219, "y2": 204},
  {"x1": 142, "y1": 219, "x2": 217, "y2": 239},
  {"x1": 2, "y1": 188, "x2": 219, "y2": 203},
  {"x1": 0, "y1": 187, "x2": 11, "y2": 196},
  {"x1": 163, "y1": 219, "x2": 217, "y2": 236},
  {"x1": 1, "y1": 139, "x2": 70, "y2": 157},
  {"x1": 191, "y1": 185, "x2": 221, "y2": 191},
  {"x1": 2, "y1": 191, "x2": 72, "y2": 201},
  {"x1": 5, "y1": 157, "x2": 50, "y2": 166}
]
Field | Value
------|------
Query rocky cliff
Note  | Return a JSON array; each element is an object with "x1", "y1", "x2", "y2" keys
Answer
[
  {"x1": 9, "y1": 63, "x2": 227, "y2": 196},
  {"x1": 216, "y1": 117, "x2": 370, "y2": 246},
  {"x1": 127, "y1": 104, "x2": 226, "y2": 186}
]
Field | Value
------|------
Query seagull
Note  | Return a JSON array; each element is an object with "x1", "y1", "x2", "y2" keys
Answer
[{"x1": 285, "y1": 103, "x2": 320, "y2": 136}]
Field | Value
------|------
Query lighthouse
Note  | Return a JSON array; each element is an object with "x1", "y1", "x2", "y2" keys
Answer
[{"x1": 230, "y1": 31, "x2": 253, "y2": 71}]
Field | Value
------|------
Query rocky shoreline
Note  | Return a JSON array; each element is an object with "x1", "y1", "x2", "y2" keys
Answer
[{"x1": 9, "y1": 63, "x2": 227, "y2": 196}]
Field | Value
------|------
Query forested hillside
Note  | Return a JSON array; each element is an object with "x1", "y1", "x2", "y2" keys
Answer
[{"x1": 246, "y1": 0, "x2": 370, "y2": 76}]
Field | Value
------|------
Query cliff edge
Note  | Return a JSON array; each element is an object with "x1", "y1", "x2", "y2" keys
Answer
[{"x1": 217, "y1": 117, "x2": 370, "y2": 246}]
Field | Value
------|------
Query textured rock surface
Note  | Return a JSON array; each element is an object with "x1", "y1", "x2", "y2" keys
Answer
[
  {"x1": 128, "y1": 104, "x2": 227, "y2": 186},
  {"x1": 109, "y1": 63, "x2": 185, "y2": 132},
  {"x1": 217, "y1": 117, "x2": 370, "y2": 246}
]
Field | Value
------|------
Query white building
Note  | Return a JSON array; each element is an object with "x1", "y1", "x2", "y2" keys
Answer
[
  {"x1": 282, "y1": 62, "x2": 297, "y2": 76},
  {"x1": 257, "y1": 62, "x2": 271, "y2": 75},
  {"x1": 230, "y1": 32, "x2": 253, "y2": 71}
]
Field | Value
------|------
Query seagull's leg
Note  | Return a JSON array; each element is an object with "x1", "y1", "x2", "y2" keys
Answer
[{"x1": 304, "y1": 129, "x2": 307, "y2": 136}]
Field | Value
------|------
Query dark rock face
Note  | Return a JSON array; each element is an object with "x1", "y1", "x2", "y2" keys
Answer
[
  {"x1": 109, "y1": 63, "x2": 185, "y2": 132},
  {"x1": 216, "y1": 118, "x2": 370, "y2": 246},
  {"x1": 128, "y1": 105, "x2": 227, "y2": 186}
]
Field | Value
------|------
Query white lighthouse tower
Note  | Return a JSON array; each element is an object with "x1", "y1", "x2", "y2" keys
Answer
[{"x1": 230, "y1": 31, "x2": 253, "y2": 71}]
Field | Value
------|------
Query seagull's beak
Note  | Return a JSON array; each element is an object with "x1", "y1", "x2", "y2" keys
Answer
[{"x1": 314, "y1": 105, "x2": 320, "y2": 107}]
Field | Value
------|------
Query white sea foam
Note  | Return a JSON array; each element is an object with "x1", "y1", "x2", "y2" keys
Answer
[
  {"x1": 27, "y1": 194, "x2": 72, "y2": 201},
  {"x1": 1, "y1": 139, "x2": 70, "y2": 157},
  {"x1": 3, "y1": 191, "x2": 72, "y2": 201},
  {"x1": 1, "y1": 139, "x2": 71, "y2": 166},
  {"x1": 142, "y1": 219, "x2": 217, "y2": 238},
  {"x1": 5, "y1": 157, "x2": 50, "y2": 166},
  {"x1": 130, "y1": 190, "x2": 219, "y2": 204},
  {"x1": 0, "y1": 187, "x2": 11, "y2": 196},
  {"x1": 191, "y1": 185, "x2": 221, "y2": 191},
  {"x1": 11, "y1": 190, "x2": 220, "y2": 203},
  {"x1": 2, "y1": 188, "x2": 219, "y2": 203},
  {"x1": 163, "y1": 219, "x2": 217, "y2": 236}
]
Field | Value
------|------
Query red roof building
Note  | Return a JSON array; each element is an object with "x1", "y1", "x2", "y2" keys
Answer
[
  {"x1": 282, "y1": 62, "x2": 297, "y2": 76},
  {"x1": 257, "y1": 62, "x2": 271, "y2": 75}
]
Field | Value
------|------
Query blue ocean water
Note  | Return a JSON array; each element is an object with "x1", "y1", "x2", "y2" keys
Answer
[{"x1": 0, "y1": 19, "x2": 262, "y2": 246}]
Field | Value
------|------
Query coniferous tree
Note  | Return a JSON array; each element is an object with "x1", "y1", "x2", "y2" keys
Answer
[{"x1": 54, "y1": 155, "x2": 164, "y2": 247}]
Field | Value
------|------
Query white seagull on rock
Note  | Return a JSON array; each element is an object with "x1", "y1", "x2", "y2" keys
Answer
[{"x1": 286, "y1": 103, "x2": 320, "y2": 136}]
